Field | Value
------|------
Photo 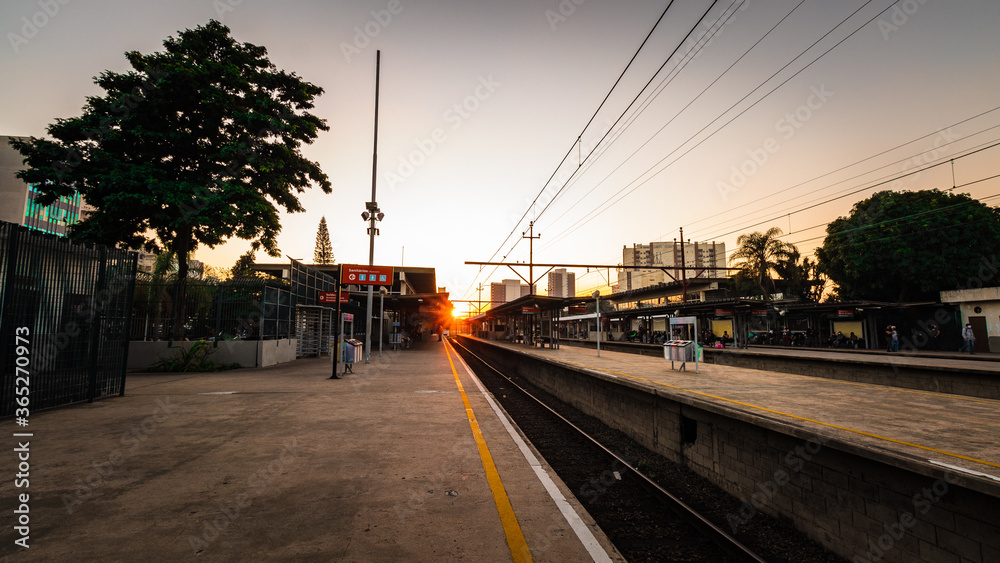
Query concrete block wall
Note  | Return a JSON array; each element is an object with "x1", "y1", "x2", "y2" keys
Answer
[{"x1": 459, "y1": 337, "x2": 1000, "y2": 563}]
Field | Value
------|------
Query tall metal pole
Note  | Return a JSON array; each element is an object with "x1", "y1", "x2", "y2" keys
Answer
[
  {"x1": 365, "y1": 50, "x2": 381, "y2": 364},
  {"x1": 593, "y1": 290, "x2": 601, "y2": 357},
  {"x1": 379, "y1": 287, "x2": 386, "y2": 357},
  {"x1": 680, "y1": 226, "x2": 688, "y2": 304}
]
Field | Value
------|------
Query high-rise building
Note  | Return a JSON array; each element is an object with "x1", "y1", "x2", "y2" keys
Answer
[
  {"x1": 1, "y1": 135, "x2": 82, "y2": 236},
  {"x1": 490, "y1": 279, "x2": 529, "y2": 307},
  {"x1": 547, "y1": 268, "x2": 576, "y2": 298},
  {"x1": 617, "y1": 240, "x2": 726, "y2": 292}
]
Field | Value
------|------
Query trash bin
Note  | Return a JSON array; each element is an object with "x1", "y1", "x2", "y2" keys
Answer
[{"x1": 344, "y1": 339, "x2": 363, "y2": 364}]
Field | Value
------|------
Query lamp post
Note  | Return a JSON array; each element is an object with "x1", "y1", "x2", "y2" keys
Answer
[
  {"x1": 592, "y1": 290, "x2": 601, "y2": 358},
  {"x1": 379, "y1": 286, "x2": 387, "y2": 357},
  {"x1": 363, "y1": 50, "x2": 383, "y2": 365}
]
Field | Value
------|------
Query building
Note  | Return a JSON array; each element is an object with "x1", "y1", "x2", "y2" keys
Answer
[
  {"x1": 618, "y1": 240, "x2": 726, "y2": 292},
  {"x1": 491, "y1": 279, "x2": 529, "y2": 307},
  {"x1": 547, "y1": 268, "x2": 576, "y2": 298},
  {"x1": 1, "y1": 135, "x2": 83, "y2": 236}
]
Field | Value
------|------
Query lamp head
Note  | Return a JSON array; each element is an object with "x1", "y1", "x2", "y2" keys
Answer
[
  {"x1": 591, "y1": 290, "x2": 600, "y2": 298},
  {"x1": 361, "y1": 211, "x2": 370, "y2": 221},
  {"x1": 376, "y1": 212, "x2": 385, "y2": 222}
]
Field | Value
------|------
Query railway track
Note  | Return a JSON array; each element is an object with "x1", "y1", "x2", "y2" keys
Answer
[{"x1": 450, "y1": 338, "x2": 769, "y2": 563}]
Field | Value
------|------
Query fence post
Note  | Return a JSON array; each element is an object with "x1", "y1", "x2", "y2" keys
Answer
[
  {"x1": 87, "y1": 245, "x2": 108, "y2": 403},
  {"x1": 0, "y1": 225, "x2": 20, "y2": 416},
  {"x1": 118, "y1": 250, "x2": 138, "y2": 396}
]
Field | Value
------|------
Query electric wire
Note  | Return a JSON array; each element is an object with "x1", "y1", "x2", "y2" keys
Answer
[
  {"x1": 540, "y1": 0, "x2": 890, "y2": 251},
  {"x1": 460, "y1": 0, "x2": 679, "y2": 300}
]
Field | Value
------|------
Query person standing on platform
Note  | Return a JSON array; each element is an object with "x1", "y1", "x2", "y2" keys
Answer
[
  {"x1": 891, "y1": 326, "x2": 899, "y2": 352},
  {"x1": 885, "y1": 325, "x2": 894, "y2": 352},
  {"x1": 960, "y1": 323, "x2": 976, "y2": 354}
]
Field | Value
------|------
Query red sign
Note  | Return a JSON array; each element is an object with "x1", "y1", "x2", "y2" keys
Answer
[
  {"x1": 715, "y1": 308, "x2": 734, "y2": 316},
  {"x1": 568, "y1": 305, "x2": 588, "y2": 314},
  {"x1": 837, "y1": 309, "x2": 855, "y2": 317},
  {"x1": 751, "y1": 309, "x2": 768, "y2": 316},
  {"x1": 318, "y1": 292, "x2": 349, "y2": 304},
  {"x1": 522, "y1": 306, "x2": 541, "y2": 314},
  {"x1": 342, "y1": 264, "x2": 394, "y2": 286}
]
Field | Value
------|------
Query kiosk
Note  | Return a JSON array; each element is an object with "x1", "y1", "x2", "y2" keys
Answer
[{"x1": 665, "y1": 316, "x2": 699, "y2": 373}]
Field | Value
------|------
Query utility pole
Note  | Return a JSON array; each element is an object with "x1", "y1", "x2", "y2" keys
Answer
[
  {"x1": 523, "y1": 221, "x2": 540, "y2": 294},
  {"x1": 476, "y1": 283, "x2": 484, "y2": 315},
  {"x1": 364, "y1": 50, "x2": 382, "y2": 364},
  {"x1": 680, "y1": 227, "x2": 688, "y2": 304}
]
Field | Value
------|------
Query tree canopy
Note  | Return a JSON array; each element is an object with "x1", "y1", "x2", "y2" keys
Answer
[
  {"x1": 728, "y1": 227, "x2": 797, "y2": 302},
  {"x1": 816, "y1": 189, "x2": 1000, "y2": 302},
  {"x1": 11, "y1": 20, "x2": 331, "y2": 336}
]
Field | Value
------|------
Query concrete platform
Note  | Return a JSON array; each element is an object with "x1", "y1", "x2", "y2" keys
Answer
[
  {"x1": 479, "y1": 339, "x2": 1000, "y2": 488},
  {"x1": 2, "y1": 340, "x2": 620, "y2": 561}
]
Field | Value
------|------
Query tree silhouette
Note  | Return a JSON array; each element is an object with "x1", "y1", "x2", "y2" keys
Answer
[
  {"x1": 10, "y1": 20, "x2": 331, "y2": 338},
  {"x1": 729, "y1": 227, "x2": 797, "y2": 302},
  {"x1": 314, "y1": 216, "x2": 334, "y2": 264}
]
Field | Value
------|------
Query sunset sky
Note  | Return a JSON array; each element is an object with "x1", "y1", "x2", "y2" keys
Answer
[{"x1": 3, "y1": 0, "x2": 999, "y2": 313}]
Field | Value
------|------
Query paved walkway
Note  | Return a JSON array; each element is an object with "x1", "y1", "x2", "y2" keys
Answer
[
  {"x1": 2, "y1": 340, "x2": 620, "y2": 562},
  {"x1": 481, "y1": 339, "x2": 1000, "y2": 492}
]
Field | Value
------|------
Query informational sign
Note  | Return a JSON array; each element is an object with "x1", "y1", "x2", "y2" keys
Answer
[
  {"x1": 751, "y1": 309, "x2": 768, "y2": 316},
  {"x1": 715, "y1": 308, "x2": 734, "y2": 316},
  {"x1": 837, "y1": 309, "x2": 855, "y2": 317},
  {"x1": 318, "y1": 291, "x2": 349, "y2": 304},
  {"x1": 342, "y1": 264, "x2": 393, "y2": 286},
  {"x1": 568, "y1": 305, "x2": 588, "y2": 314},
  {"x1": 522, "y1": 305, "x2": 541, "y2": 314}
]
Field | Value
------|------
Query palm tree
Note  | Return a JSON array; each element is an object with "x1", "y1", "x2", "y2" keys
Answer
[{"x1": 729, "y1": 227, "x2": 797, "y2": 302}]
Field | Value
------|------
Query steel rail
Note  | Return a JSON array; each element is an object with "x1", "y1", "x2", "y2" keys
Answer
[{"x1": 450, "y1": 338, "x2": 767, "y2": 563}]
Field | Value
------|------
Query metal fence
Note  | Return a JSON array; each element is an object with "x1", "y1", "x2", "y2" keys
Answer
[
  {"x1": 0, "y1": 221, "x2": 137, "y2": 417},
  {"x1": 130, "y1": 277, "x2": 294, "y2": 342}
]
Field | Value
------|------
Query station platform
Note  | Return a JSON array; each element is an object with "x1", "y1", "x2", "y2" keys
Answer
[
  {"x1": 3, "y1": 340, "x2": 620, "y2": 562},
  {"x1": 472, "y1": 338, "x2": 1000, "y2": 488}
]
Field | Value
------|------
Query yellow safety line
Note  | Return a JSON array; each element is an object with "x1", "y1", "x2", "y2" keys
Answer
[
  {"x1": 444, "y1": 341, "x2": 533, "y2": 562},
  {"x1": 558, "y1": 357, "x2": 1000, "y2": 470}
]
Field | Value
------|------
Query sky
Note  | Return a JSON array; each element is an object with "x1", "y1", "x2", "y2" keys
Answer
[{"x1": 3, "y1": 0, "x2": 999, "y2": 315}]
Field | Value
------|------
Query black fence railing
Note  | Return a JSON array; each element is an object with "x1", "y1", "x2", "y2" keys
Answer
[
  {"x1": 0, "y1": 221, "x2": 137, "y2": 417},
  {"x1": 130, "y1": 277, "x2": 294, "y2": 342}
]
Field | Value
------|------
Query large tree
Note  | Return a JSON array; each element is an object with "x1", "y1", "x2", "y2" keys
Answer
[
  {"x1": 314, "y1": 216, "x2": 334, "y2": 264},
  {"x1": 11, "y1": 20, "x2": 331, "y2": 338},
  {"x1": 816, "y1": 189, "x2": 1000, "y2": 302},
  {"x1": 728, "y1": 227, "x2": 797, "y2": 302}
]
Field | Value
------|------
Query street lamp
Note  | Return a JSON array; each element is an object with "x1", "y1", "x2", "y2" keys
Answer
[
  {"x1": 379, "y1": 286, "x2": 387, "y2": 357},
  {"x1": 363, "y1": 202, "x2": 384, "y2": 364},
  {"x1": 592, "y1": 290, "x2": 601, "y2": 358}
]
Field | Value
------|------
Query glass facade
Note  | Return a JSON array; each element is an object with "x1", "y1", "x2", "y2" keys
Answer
[{"x1": 23, "y1": 183, "x2": 81, "y2": 236}]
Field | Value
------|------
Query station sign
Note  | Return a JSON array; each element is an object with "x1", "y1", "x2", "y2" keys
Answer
[
  {"x1": 568, "y1": 305, "x2": 588, "y2": 314},
  {"x1": 715, "y1": 308, "x2": 734, "y2": 316},
  {"x1": 751, "y1": 309, "x2": 768, "y2": 316},
  {"x1": 522, "y1": 306, "x2": 541, "y2": 314},
  {"x1": 836, "y1": 309, "x2": 855, "y2": 317},
  {"x1": 342, "y1": 264, "x2": 393, "y2": 286},
  {"x1": 318, "y1": 291, "x2": 349, "y2": 304}
]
